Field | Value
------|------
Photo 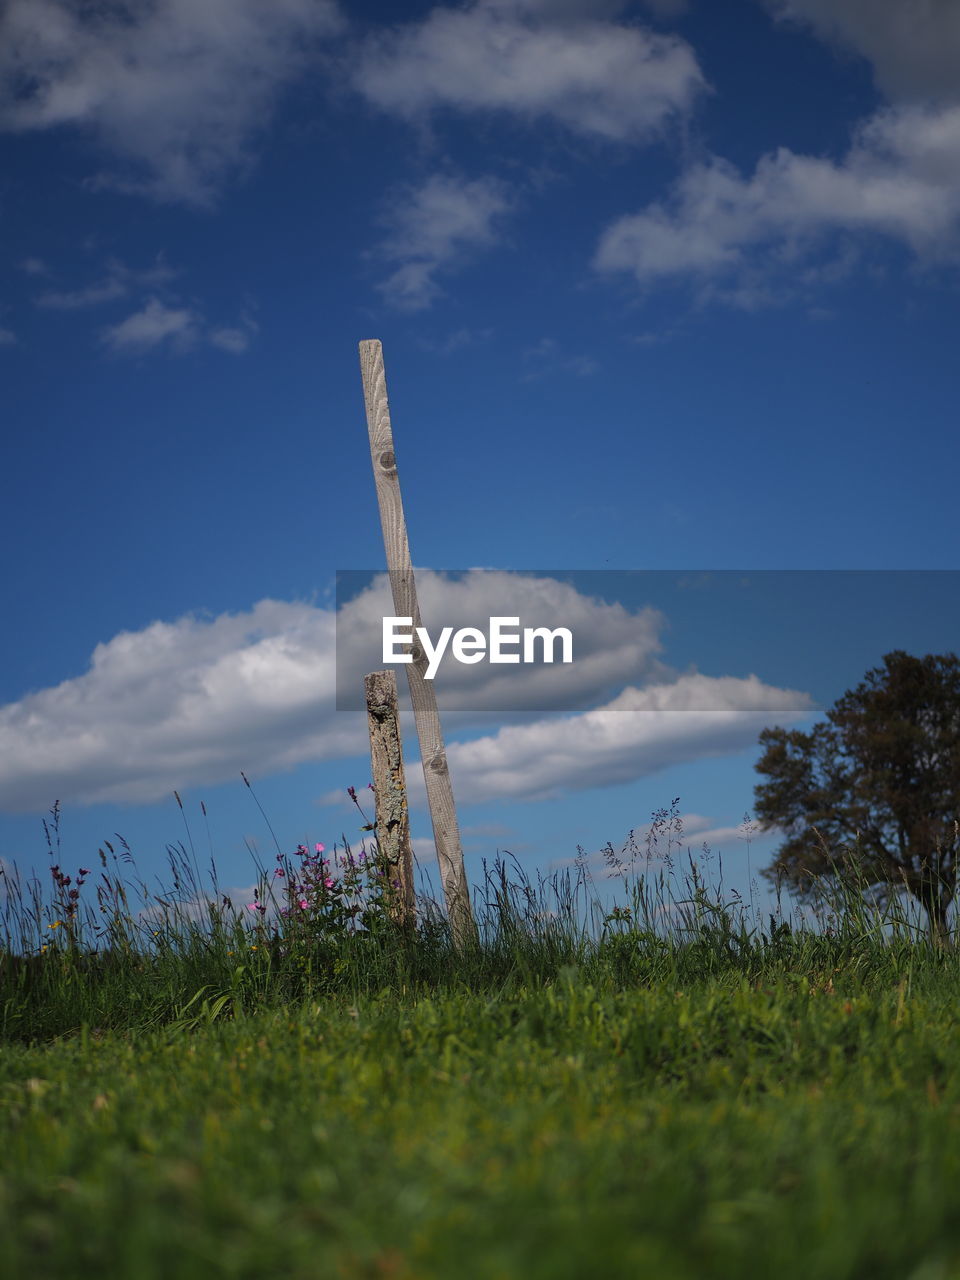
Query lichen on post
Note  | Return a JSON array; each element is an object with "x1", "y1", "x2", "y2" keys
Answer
[{"x1": 364, "y1": 669, "x2": 415, "y2": 931}]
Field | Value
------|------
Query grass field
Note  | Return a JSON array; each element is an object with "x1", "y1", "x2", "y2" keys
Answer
[{"x1": 2, "y1": 805, "x2": 959, "y2": 1278}]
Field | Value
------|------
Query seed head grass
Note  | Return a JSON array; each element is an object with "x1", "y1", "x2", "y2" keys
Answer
[{"x1": 1, "y1": 793, "x2": 958, "y2": 1278}]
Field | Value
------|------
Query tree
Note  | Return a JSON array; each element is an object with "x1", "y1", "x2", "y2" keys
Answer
[{"x1": 754, "y1": 650, "x2": 960, "y2": 946}]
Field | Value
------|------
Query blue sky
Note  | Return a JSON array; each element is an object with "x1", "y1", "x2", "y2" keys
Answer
[{"x1": 1, "y1": 0, "x2": 958, "y2": 927}]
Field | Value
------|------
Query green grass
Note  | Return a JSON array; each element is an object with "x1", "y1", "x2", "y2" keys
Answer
[
  {"x1": 2, "y1": 800, "x2": 960, "y2": 1277},
  {"x1": 4, "y1": 967, "x2": 960, "y2": 1279}
]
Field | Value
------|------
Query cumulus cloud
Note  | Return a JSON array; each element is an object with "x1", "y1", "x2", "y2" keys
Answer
[
  {"x1": 766, "y1": 0, "x2": 960, "y2": 105},
  {"x1": 595, "y1": 103, "x2": 960, "y2": 298},
  {"x1": 0, "y1": 0, "x2": 343, "y2": 205},
  {"x1": 353, "y1": 0, "x2": 704, "y2": 141},
  {"x1": 375, "y1": 173, "x2": 512, "y2": 310},
  {"x1": 437, "y1": 675, "x2": 812, "y2": 805},
  {"x1": 0, "y1": 574, "x2": 812, "y2": 813},
  {"x1": 336, "y1": 569, "x2": 671, "y2": 714},
  {"x1": 0, "y1": 600, "x2": 355, "y2": 811},
  {"x1": 594, "y1": 2, "x2": 960, "y2": 304}
]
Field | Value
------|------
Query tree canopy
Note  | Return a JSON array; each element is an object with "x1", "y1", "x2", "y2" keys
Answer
[{"x1": 754, "y1": 650, "x2": 960, "y2": 944}]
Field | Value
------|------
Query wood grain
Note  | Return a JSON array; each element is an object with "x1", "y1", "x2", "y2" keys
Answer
[
  {"x1": 358, "y1": 339, "x2": 476, "y2": 947},
  {"x1": 364, "y1": 669, "x2": 415, "y2": 930}
]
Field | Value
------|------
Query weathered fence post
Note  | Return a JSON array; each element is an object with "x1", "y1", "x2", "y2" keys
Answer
[
  {"x1": 364, "y1": 669, "x2": 415, "y2": 930},
  {"x1": 358, "y1": 339, "x2": 477, "y2": 948}
]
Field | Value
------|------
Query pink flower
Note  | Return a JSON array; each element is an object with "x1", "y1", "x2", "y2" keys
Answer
[
  {"x1": 315, "y1": 843, "x2": 325, "y2": 854},
  {"x1": 324, "y1": 877, "x2": 335, "y2": 889},
  {"x1": 298, "y1": 898, "x2": 309, "y2": 910}
]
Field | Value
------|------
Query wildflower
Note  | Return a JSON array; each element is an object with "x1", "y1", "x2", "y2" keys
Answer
[
  {"x1": 323, "y1": 878, "x2": 334, "y2": 890},
  {"x1": 298, "y1": 899, "x2": 309, "y2": 911},
  {"x1": 274, "y1": 868, "x2": 285, "y2": 877},
  {"x1": 48, "y1": 921, "x2": 62, "y2": 930},
  {"x1": 315, "y1": 843, "x2": 325, "y2": 855},
  {"x1": 79, "y1": 868, "x2": 90, "y2": 876},
  {"x1": 347, "y1": 786, "x2": 356, "y2": 801}
]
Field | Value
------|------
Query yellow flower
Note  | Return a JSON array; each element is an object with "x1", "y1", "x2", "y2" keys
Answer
[
  {"x1": 48, "y1": 921, "x2": 62, "y2": 930},
  {"x1": 250, "y1": 945, "x2": 258, "y2": 951}
]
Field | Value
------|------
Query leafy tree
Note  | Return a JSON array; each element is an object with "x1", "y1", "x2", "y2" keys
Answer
[{"x1": 754, "y1": 651, "x2": 960, "y2": 945}]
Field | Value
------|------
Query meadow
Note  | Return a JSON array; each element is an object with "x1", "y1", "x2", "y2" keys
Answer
[{"x1": 2, "y1": 798, "x2": 959, "y2": 1279}]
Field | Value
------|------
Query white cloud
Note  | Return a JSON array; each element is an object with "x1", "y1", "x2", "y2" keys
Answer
[
  {"x1": 209, "y1": 326, "x2": 252, "y2": 354},
  {"x1": 101, "y1": 298, "x2": 258, "y2": 356},
  {"x1": 436, "y1": 675, "x2": 812, "y2": 805},
  {"x1": 38, "y1": 278, "x2": 128, "y2": 311},
  {"x1": 0, "y1": 328, "x2": 15, "y2": 346},
  {"x1": 0, "y1": 600, "x2": 357, "y2": 811},
  {"x1": 101, "y1": 299, "x2": 200, "y2": 354},
  {"x1": 336, "y1": 570, "x2": 671, "y2": 714},
  {"x1": 0, "y1": 0, "x2": 343, "y2": 205},
  {"x1": 353, "y1": 0, "x2": 704, "y2": 142},
  {"x1": 594, "y1": 103, "x2": 960, "y2": 298},
  {"x1": 376, "y1": 173, "x2": 512, "y2": 310},
  {"x1": 594, "y1": 1, "x2": 960, "y2": 304},
  {"x1": 766, "y1": 0, "x2": 960, "y2": 104},
  {"x1": 0, "y1": 575, "x2": 812, "y2": 813}
]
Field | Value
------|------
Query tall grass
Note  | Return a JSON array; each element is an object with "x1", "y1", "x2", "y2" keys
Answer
[{"x1": 0, "y1": 795, "x2": 953, "y2": 1044}]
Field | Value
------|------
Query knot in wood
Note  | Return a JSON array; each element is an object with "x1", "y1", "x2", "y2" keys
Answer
[
  {"x1": 428, "y1": 755, "x2": 448, "y2": 775},
  {"x1": 378, "y1": 450, "x2": 396, "y2": 472}
]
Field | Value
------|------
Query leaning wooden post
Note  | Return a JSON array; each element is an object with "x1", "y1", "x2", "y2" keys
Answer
[
  {"x1": 364, "y1": 669, "x2": 415, "y2": 930},
  {"x1": 358, "y1": 339, "x2": 477, "y2": 948}
]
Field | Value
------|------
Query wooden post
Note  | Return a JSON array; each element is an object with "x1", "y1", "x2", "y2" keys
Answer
[
  {"x1": 364, "y1": 669, "x2": 415, "y2": 930},
  {"x1": 358, "y1": 339, "x2": 477, "y2": 948}
]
